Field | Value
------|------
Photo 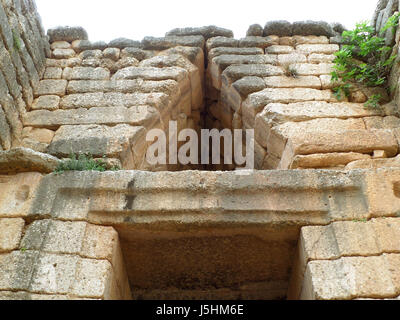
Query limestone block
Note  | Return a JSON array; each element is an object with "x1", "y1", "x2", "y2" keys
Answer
[
  {"x1": 63, "y1": 67, "x2": 110, "y2": 80},
  {"x1": 48, "y1": 124, "x2": 145, "y2": 159},
  {"x1": 246, "y1": 24, "x2": 263, "y2": 37},
  {"x1": 208, "y1": 47, "x2": 263, "y2": 60},
  {"x1": 50, "y1": 41, "x2": 71, "y2": 50},
  {"x1": 277, "y1": 53, "x2": 307, "y2": 65},
  {"x1": 32, "y1": 95, "x2": 60, "y2": 110},
  {"x1": 60, "y1": 92, "x2": 169, "y2": 110},
  {"x1": 289, "y1": 63, "x2": 334, "y2": 76},
  {"x1": 301, "y1": 254, "x2": 400, "y2": 300},
  {"x1": 67, "y1": 79, "x2": 179, "y2": 95},
  {"x1": 206, "y1": 37, "x2": 239, "y2": 50},
  {"x1": 263, "y1": 21, "x2": 293, "y2": 37},
  {"x1": 291, "y1": 153, "x2": 372, "y2": 169},
  {"x1": 280, "y1": 129, "x2": 398, "y2": 168},
  {"x1": 142, "y1": 36, "x2": 205, "y2": 50},
  {"x1": 238, "y1": 36, "x2": 277, "y2": 48},
  {"x1": 0, "y1": 172, "x2": 43, "y2": 218},
  {"x1": 48, "y1": 26, "x2": 88, "y2": 42},
  {"x1": 43, "y1": 67, "x2": 62, "y2": 79},
  {"x1": 0, "y1": 251, "x2": 40, "y2": 291},
  {"x1": 292, "y1": 35, "x2": 329, "y2": 44},
  {"x1": 23, "y1": 106, "x2": 158, "y2": 129},
  {"x1": 52, "y1": 48, "x2": 75, "y2": 59},
  {"x1": 0, "y1": 218, "x2": 25, "y2": 252},
  {"x1": 346, "y1": 155, "x2": 400, "y2": 170},
  {"x1": 222, "y1": 64, "x2": 284, "y2": 86},
  {"x1": 296, "y1": 44, "x2": 339, "y2": 54},
  {"x1": 308, "y1": 53, "x2": 336, "y2": 64},
  {"x1": 108, "y1": 38, "x2": 142, "y2": 49},
  {"x1": 264, "y1": 76, "x2": 321, "y2": 89},
  {"x1": 0, "y1": 148, "x2": 60, "y2": 174},
  {"x1": 34, "y1": 80, "x2": 67, "y2": 97},
  {"x1": 46, "y1": 58, "x2": 81, "y2": 68},
  {"x1": 112, "y1": 67, "x2": 187, "y2": 82},
  {"x1": 119, "y1": 47, "x2": 152, "y2": 61},
  {"x1": 0, "y1": 106, "x2": 11, "y2": 150},
  {"x1": 266, "y1": 45, "x2": 294, "y2": 54},
  {"x1": 268, "y1": 118, "x2": 365, "y2": 158},
  {"x1": 242, "y1": 88, "x2": 332, "y2": 126},
  {"x1": 232, "y1": 76, "x2": 266, "y2": 97},
  {"x1": 166, "y1": 25, "x2": 233, "y2": 40},
  {"x1": 22, "y1": 127, "x2": 55, "y2": 144},
  {"x1": 103, "y1": 48, "x2": 120, "y2": 61},
  {"x1": 260, "y1": 102, "x2": 383, "y2": 125}
]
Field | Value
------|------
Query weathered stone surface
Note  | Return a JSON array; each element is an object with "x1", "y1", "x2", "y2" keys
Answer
[
  {"x1": 32, "y1": 95, "x2": 60, "y2": 110},
  {"x1": 232, "y1": 76, "x2": 266, "y2": 97},
  {"x1": 222, "y1": 64, "x2": 284, "y2": 85},
  {"x1": 48, "y1": 26, "x2": 88, "y2": 43},
  {"x1": 206, "y1": 37, "x2": 239, "y2": 50},
  {"x1": 246, "y1": 24, "x2": 263, "y2": 37},
  {"x1": 22, "y1": 127, "x2": 55, "y2": 145},
  {"x1": 296, "y1": 44, "x2": 339, "y2": 54},
  {"x1": 142, "y1": 36, "x2": 205, "y2": 50},
  {"x1": 112, "y1": 67, "x2": 187, "y2": 82},
  {"x1": 346, "y1": 154, "x2": 400, "y2": 169},
  {"x1": 63, "y1": 67, "x2": 110, "y2": 80},
  {"x1": 167, "y1": 25, "x2": 233, "y2": 39},
  {"x1": 277, "y1": 53, "x2": 307, "y2": 65},
  {"x1": 208, "y1": 47, "x2": 263, "y2": 60},
  {"x1": 67, "y1": 79, "x2": 179, "y2": 95},
  {"x1": 308, "y1": 53, "x2": 335, "y2": 64},
  {"x1": 0, "y1": 106, "x2": 11, "y2": 150},
  {"x1": 50, "y1": 41, "x2": 71, "y2": 50},
  {"x1": 43, "y1": 67, "x2": 63, "y2": 79},
  {"x1": 108, "y1": 38, "x2": 142, "y2": 49},
  {"x1": 292, "y1": 21, "x2": 335, "y2": 37},
  {"x1": 291, "y1": 153, "x2": 372, "y2": 169},
  {"x1": 264, "y1": 76, "x2": 321, "y2": 89},
  {"x1": 266, "y1": 45, "x2": 294, "y2": 54},
  {"x1": 282, "y1": 130, "x2": 398, "y2": 165},
  {"x1": 301, "y1": 254, "x2": 400, "y2": 300},
  {"x1": 52, "y1": 48, "x2": 75, "y2": 59},
  {"x1": 60, "y1": 92, "x2": 169, "y2": 109},
  {"x1": 239, "y1": 36, "x2": 276, "y2": 48},
  {"x1": 48, "y1": 124, "x2": 144, "y2": 158},
  {"x1": 263, "y1": 21, "x2": 293, "y2": 37},
  {"x1": 289, "y1": 63, "x2": 334, "y2": 76},
  {"x1": 120, "y1": 47, "x2": 153, "y2": 61},
  {"x1": 72, "y1": 40, "x2": 108, "y2": 52},
  {"x1": 23, "y1": 106, "x2": 157, "y2": 129},
  {"x1": 0, "y1": 148, "x2": 60, "y2": 174},
  {"x1": 0, "y1": 218, "x2": 25, "y2": 252},
  {"x1": 34, "y1": 80, "x2": 67, "y2": 97}
]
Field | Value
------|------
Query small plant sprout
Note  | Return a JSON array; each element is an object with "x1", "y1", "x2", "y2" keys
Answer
[
  {"x1": 54, "y1": 153, "x2": 121, "y2": 173},
  {"x1": 331, "y1": 13, "x2": 400, "y2": 109}
]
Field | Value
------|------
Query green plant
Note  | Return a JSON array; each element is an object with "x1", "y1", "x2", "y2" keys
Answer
[
  {"x1": 331, "y1": 14, "x2": 400, "y2": 108},
  {"x1": 12, "y1": 29, "x2": 21, "y2": 51},
  {"x1": 55, "y1": 153, "x2": 120, "y2": 173},
  {"x1": 287, "y1": 67, "x2": 299, "y2": 78}
]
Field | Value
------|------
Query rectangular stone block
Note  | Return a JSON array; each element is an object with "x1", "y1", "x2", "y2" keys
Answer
[
  {"x1": 23, "y1": 106, "x2": 158, "y2": 129},
  {"x1": 296, "y1": 44, "x2": 339, "y2": 54},
  {"x1": 264, "y1": 76, "x2": 321, "y2": 89},
  {"x1": 0, "y1": 218, "x2": 25, "y2": 252},
  {"x1": 34, "y1": 80, "x2": 67, "y2": 97},
  {"x1": 63, "y1": 67, "x2": 110, "y2": 80},
  {"x1": 290, "y1": 63, "x2": 334, "y2": 76}
]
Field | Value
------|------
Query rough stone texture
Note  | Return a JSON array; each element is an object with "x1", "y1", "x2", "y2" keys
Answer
[
  {"x1": 2, "y1": 0, "x2": 400, "y2": 301},
  {"x1": 47, "y1": 26, "x2": 88, "y2": 43},
  {"x1": 0, "y1": 148, "x2": 60, "y2": 174}
]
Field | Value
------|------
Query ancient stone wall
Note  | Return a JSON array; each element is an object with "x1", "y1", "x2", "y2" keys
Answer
[
  {"x1": 0, "y1": 0, "x2": 49, "y2": 151},
  {"x1": 3, "y1": 0, "x2": 400, "y2": 301}
]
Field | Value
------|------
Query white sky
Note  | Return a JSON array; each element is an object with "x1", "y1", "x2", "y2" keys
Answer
[{"x1": 35, "y1": 0, "x2": 379, "y2": 42}]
